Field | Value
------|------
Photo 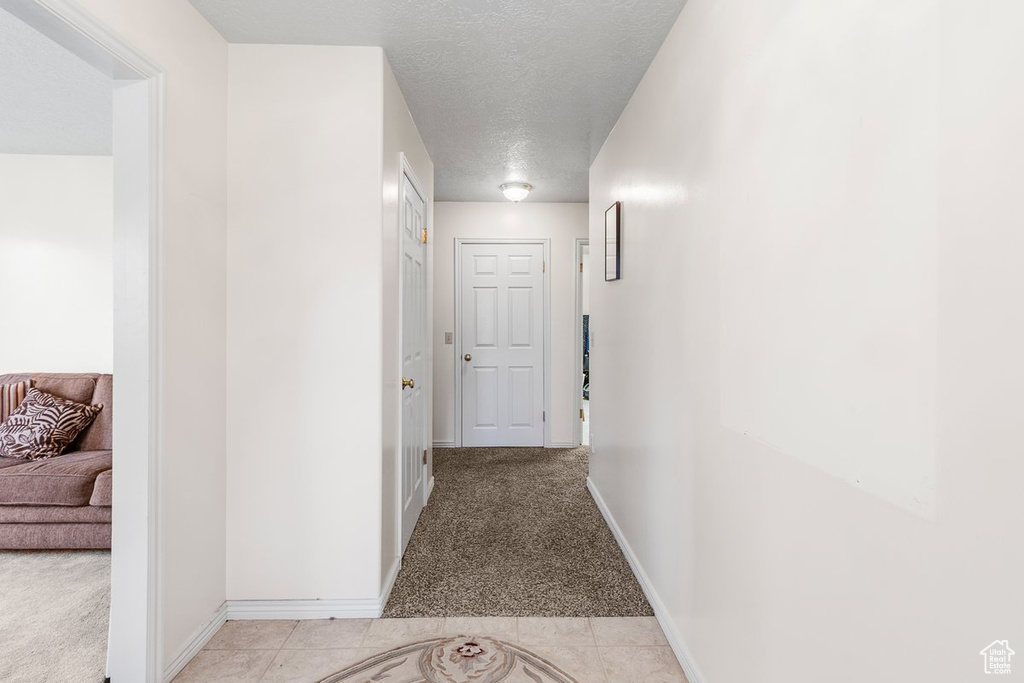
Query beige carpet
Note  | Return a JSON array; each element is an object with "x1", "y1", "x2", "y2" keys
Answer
[
  {"x1": 384, "y1": 446, "x2": 653, "y2": 617},
  {"x1": 0, "y1": 550, "x2": 110, "y2": 683}
]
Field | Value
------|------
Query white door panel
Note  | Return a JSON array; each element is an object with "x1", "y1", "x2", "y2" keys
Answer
[
  {"x1": 401, "y1": 173, "x2": 426, "y2": 550},
  {"x1": 460, "y1": 243, "x2": 545, "y2": 447}
]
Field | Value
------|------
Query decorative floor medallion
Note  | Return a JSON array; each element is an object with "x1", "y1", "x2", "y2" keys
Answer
[{"x1": 318, "y1": 635, "x2": 580, "y2": 683}]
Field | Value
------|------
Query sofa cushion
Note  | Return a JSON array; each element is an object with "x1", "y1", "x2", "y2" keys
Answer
[
  {"x1": 30, "y1": 374, "x2": 97, "y2": 405},
  {"x1": 0, "y1": 504, "x2": 111, "y2": 524},
  {"x1": 78, "y1": 375, "x2": 112, "y2": 451},
  {"x1": 0, "y1": 450, "x2": 112, "y2": 506},
  {"x1": 0, "y1": 389, "x2": 103, "y2": 460},
  {"x1": 1, "y1": 381, "x2": 30, "y2": 423},
  {"x1": 90, "y1": 470, "x2": 112, "y2": 507},
  {"x1": 0, "y1": 523, "x2": 110, "y2": 550},
  {"x1": 0, "y1": 457, "x2": 26, "y2": 471}
]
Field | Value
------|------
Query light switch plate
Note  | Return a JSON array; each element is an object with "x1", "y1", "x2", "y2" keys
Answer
[{"x1": 444, "y1": 332, "x2": 453, "y2": 344}]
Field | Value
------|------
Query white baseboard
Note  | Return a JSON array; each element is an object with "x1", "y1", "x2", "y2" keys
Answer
[
  {"x1": 224, "y1": 554, "x2": 405, "y2": 622},
  {"x1": 425, "y1": 475, "x2": 435, "y2": 503},
  {"x1": 226, "y1": 597, "x2": 382, "y2": 620},
  {"x1": 435, "y1": 440, "x2": 576, "y2": 449},
  {"x1": 163, "y1": 601, "x2": 227, "y2": 683},
  {"x1": 166, "y1": 570, "x2": 402, "y2": 677},
  {"x1": 587, "y1": 478, "x2": 706, "y2": 683}
]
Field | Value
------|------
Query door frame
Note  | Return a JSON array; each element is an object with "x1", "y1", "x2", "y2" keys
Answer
[
  {"x1": 396, "y1": 153, "x2": 430, "y2": 558},
  {"x1": 2, "y1": 0, "x2": 165, "y2": 679},
  {"x1": 573, "y1": 237, "x2": 589, "y2": 447},
  {"x1": 454, "y1": 238, "x2": 552, "y2": 448}
]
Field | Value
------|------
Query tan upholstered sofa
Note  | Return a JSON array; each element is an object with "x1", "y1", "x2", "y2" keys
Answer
[{"x1": 0, "y1": 373, "x2": 112, "y2": 549}]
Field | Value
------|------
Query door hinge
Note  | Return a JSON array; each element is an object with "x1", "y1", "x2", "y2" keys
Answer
[
  {"x1": 421, "y1": 227, "x2": 427, "y2": 244},
  {"x1": 580, "y1": 408, "x2": 585, "y2": 421},
  {"x1": 542, "y1": 260, "x2": 546, "y2": 273},
  {"x1": 543, "y1": 411, "x2": 546, "y2": 422},
  {"x1": 580, "y1": 262, "x2": 584, "y2": 273},
  {"x1": 423, "y1": 449, "x2": 427, "y2": 465}
]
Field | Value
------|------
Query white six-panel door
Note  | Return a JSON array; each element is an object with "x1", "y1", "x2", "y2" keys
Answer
[
  {"x1": 460, "y1": 243, "x2": 545, "y2": 447},
  {"x1": 401, "y1": 173, "x2": 426, "y2": 550}
]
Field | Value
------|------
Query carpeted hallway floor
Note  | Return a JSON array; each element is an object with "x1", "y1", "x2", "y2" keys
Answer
[
  {"x1": 384, "y1": 446, "x2": 653, "y2": 618},
  {"x1": 0, "y1": 550, "x2": 110, "y2": 683}
]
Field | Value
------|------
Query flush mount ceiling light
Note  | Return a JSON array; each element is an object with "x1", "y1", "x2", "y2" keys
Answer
[{"x1": 500, "y1": 182, "x2": 532, "y2": 202}]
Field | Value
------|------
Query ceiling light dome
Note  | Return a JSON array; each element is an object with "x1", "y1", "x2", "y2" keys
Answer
[{"x1": 500, "y1": 182, "x2": 532, "y2": 202}]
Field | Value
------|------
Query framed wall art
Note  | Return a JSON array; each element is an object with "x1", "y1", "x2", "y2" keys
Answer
[{"x1": 605, "y1": 201, "x2": 621, "y2": 281}]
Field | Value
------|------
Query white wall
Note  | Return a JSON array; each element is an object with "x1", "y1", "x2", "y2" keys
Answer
[
  {"x1": 0, "y1": 154, "x2": 113, "y2": 374},
  {"x1": 71, "y1": 0, "x2": 230, "y2": 674},
  {"x1": 432, "y1": 202, "x2": 588, "y2": 447},
  {"x1": 381, "y1": 55, "x2": 434, "y2": 586},
  {"x1": 226, "y1": 44, "x2": 386, "y2": 602},
  {"x1": 588, "y1": 1, "x2": 1024, "y2": 682}
]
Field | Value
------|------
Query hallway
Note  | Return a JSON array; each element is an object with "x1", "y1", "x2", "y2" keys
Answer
[
  {"x1": 384, "y1": 447, "x2": 651, "y2": 618},
  {"x1": 4, "y1": 0, "x2": 1021, "y2": 679}
]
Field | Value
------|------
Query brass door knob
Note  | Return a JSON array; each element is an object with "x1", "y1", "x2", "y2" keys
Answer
[
  {"x1": 402, "y1": 377, "x2": 415, "y2": 389},
  {"x1": 464, "y1": 354, "x2": 472, "y2": 361}
]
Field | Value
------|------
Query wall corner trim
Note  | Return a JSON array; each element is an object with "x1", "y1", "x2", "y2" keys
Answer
[
  {"x1": 163, "y1": 601, "x2": 227, "y2": 683},
  {"x1": 380, "y1": 558, "x2": 401, "y2": 611},
  {"x1": 587, "y1": 478, "x2": 707, "y2": 683}
]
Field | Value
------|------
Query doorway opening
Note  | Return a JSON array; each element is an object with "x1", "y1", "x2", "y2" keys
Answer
[
  {"x1": 384, "y1": 232, "x2": 651, "y2": 620},
  {"x1": 0, "y1": 8, "x2": 114, "y2": 680},
  {"x1": 0, "y1": 1, "x2": 163, "y2": 679},
  {"x1": 575, "y1": 238, "x2": 590, "y2": 447}
]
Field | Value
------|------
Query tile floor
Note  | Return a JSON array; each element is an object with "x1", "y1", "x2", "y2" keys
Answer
[{"x1": 173, "y1": 616, "x2": 687, "y2": 682}]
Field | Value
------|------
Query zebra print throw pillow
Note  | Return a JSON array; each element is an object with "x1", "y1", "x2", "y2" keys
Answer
[
  {"x1": 0, "y1": 388, "x2": 103, "y2": 460},
  {"x1": 0, "y1": 381, "x2": 30, "y2": 423}
]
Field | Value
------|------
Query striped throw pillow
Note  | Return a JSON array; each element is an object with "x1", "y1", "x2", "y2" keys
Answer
[{"x1": 0, "y1": 381, "x2": 30, "y2": 424}]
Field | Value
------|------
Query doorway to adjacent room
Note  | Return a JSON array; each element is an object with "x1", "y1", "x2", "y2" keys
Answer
[
  {"x1": 0, "y1": 1, "x2": 164, "y2": 679},
  {"x1": 575, "y1": 237, "x2": 590, "y2": 447}
]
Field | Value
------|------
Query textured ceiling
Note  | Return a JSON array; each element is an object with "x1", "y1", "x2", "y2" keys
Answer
[
  {"x1": 188, "y1": 0, "x2": 687, "y2": 202},
  {"x1": 0, "y1": 8, "x2": 112, "y2": 156}
]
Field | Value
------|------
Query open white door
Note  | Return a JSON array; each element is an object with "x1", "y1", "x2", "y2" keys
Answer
[
  {"x1": 459, "y1": 242, "x2": 545, "y2": 447},
  {"x1": 400, "y1": 172, "x2": 427, "y2": 550}
]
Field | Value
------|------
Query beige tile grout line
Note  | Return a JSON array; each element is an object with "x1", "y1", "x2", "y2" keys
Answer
[
  {"x1": 256, "y1": 621, "x2": 299, "y2": 683},
  {"x1": 591, "y1": 617, "x2": 614, "y2": 683},
  {"x1": 589, "y1": 618, "x2": 614, "y2": 682},
  {"x1": 358, "y1": 619, "x2": 369, "y2": 648}
]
